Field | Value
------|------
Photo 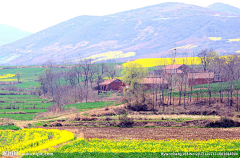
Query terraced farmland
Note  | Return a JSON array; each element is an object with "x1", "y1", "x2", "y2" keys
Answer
[{"x1": 0, "y1": 93, "x2": 54, "y2": 120}]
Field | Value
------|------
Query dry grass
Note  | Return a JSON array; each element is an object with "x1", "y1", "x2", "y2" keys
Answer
[{"x1": 128, "y1": 114, "x2": 220, "y2": 120}]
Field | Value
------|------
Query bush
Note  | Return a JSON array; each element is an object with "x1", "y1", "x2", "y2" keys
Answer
[
  {"x1": 117, "y1": 110, "x2": 134, "y2": 127},
  {"x1": 206, "y1": 117, "x2": 240, "y2": 128},
  {"x1": 126, "y1": 101, "x2": 148, "y2": 111}
]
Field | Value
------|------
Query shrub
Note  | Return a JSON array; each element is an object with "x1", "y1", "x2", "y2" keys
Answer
[
  {"x1": 206, "y1": 117, "x2": 240, "y2": 128},
  {"x1": 117, "y1": 110, "x2": 134, "y2": 127}
]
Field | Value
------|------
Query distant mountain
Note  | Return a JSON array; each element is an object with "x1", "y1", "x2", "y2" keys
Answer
[
  {"x1": 1, "y1": 2, "x2": 240, "y2": 65},
  {"x1": 0, "y1": 24, "x2": 31, "y2": 46},
  {"x1": 207, "y1": 2, "x2": 240, "y2": 15}
]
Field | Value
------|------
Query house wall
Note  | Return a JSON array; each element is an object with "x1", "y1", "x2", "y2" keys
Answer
[
  {"x1": 143, "y1": 83, "x2": 168, "y2": 90},
  {"x1": 189, "y1": 78, "x2": 214, "y2": 86},
  {"x1": 109, "y1": 81, "x2": 124, "y2": 90},
  {"x1": 96, "y1": 81, "x2": 125, "y2": 91}
]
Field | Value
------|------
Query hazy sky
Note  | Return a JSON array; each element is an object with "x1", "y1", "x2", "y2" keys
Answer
[{"x1": 0, "y1": 0, "x2": 240, "y2": 33}]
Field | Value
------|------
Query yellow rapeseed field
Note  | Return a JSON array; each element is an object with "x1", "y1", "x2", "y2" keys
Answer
[
  {"x1": 122, "y1": 55, "x2": 235, "y2": 68},
  {"x1": 50, "y1": 138, "x2": 240, "y2": 153},
  {"x1": 227, "y1": 38, "x2": 240, "y2": 42},
  {"x1": 122, "y1": 57, "x2": 202, "y2": 67},
  {"x1": 208, "y1": 37, "x2": 222, "y2": 41},
  {"x1": 0, "y1": 128, "x2": 74, "y2": 156},
  {"x1": 1, "y1": 129, "x2": 240, "y2": 155},
  {"x1": 0, "y1": 74, "x2": 17, "y2": 81}
]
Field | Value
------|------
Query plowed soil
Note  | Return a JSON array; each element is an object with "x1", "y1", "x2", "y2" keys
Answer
[{"x1": 43, "y1": 127, "x2": 240, "y2": 140}]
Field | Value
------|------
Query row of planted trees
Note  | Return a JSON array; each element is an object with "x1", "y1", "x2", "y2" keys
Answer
[{"x1": 37, "y1": 59, "x2": 119, "y2": 111}]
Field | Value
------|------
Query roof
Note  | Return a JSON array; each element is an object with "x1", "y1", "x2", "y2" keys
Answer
[
  {"x1": 99, "y1": 79, "x2": 122, "y2": 85},
  {"x1": 163, "y1": 69, "x2": 183, "y2": 74},
  {"x1": 140, "y1": 78, "x2": 168, "y2": 84},
  {"x1": 188, "y1": 72, "x2": 214, "y2": 79},
  {"x1": 161, "y1": 64, "x2": 184, "y2": 70}
]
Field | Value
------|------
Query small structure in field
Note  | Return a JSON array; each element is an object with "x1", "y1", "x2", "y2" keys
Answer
[
  {"x1": 140, "y1": 78, "x2": 168, "y2": 90},
  {"x1": 188, "y1": 72, "x2": 214, "y2": 86},
  {"x1": 96, "y1": 79, "x2": 125, "y2": 91}
]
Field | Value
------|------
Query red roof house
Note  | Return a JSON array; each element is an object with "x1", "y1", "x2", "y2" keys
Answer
[
  {"x1": 161, "y1": 64, "x2": 191, "y2": 78},
  {"x1": 96, "y1": 79, "x2": 125, "y2": 91}
]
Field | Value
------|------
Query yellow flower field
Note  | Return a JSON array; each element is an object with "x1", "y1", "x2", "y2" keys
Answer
[
  {"x1": 122, "y1": 55, "x2": 236, "y2": 68},
  {"x1": 0, "y1": 128, "x2": 74, "y2": 156},
  {"x1": 0, "y1": 74, "x2": 17, "y2": 81},
  {"x1": 208, "y1": 37, "x2": 222, "y2": 41},
  {"x1": 49, "y1": 138, "x2": 240, "y2": 153},
  {"x1": 122, "y1": 57, "x2": 202, "y2": 67},
  {"x1": 0, "y1": 74, "x2": 15, "y2": 78},
  {"x1": 1, "y1": 129, "x2": 240, "y2": 156}
]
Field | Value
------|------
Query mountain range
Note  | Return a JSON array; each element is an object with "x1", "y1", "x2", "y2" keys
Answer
[{"x1": 1, "y1": 2, "x2": 240, "y2": 65}]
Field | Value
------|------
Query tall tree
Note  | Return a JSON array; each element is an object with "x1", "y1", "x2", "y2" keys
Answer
[
  {"x1": 121, "y1": 63, "x2": 148, "y2": 110},
  {"x1": 121, "y1": 63, "x2": 148, "y2": 92}
]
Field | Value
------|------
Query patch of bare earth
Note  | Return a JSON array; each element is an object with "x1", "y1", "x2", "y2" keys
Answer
[{"x1": 42, "y1": 127, "x2": 240, "y2": 140}]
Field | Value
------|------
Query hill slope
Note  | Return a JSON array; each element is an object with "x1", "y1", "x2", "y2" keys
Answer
[
  {"x1": 0, "y1": 24, "x2": 31, "y2": 46},
  {"x1": 207, "y1": 2, "x2": 240, "y2": 15},
  {"x1": 1, "y1": 2, "x2": 240, "y2": 65}
]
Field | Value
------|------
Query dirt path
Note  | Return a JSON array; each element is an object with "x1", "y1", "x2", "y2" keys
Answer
[
  {"x1": 42, "y1": 126, "x2": 240, "y2": 140},
  {"x1": 14, "y1": 104, "x2": 125, "y2": 128}
]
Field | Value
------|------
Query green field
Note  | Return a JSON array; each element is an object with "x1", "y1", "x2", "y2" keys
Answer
[
  {"x1": 0, "y1": 95, "x2": 39, "y2": 98},
  {"x1": 0, "y1": 125, "x2": 20, "y2": 130},
  {"x1": 62, "y1": 101, "x2": 114, "y2": 110},
  {"x1": 0, "y1": 88, "x2": 53, "y2": 120},
  {"x1": 0, "y1": 67, "x2": 45, "y2": 81},
  {"x1": 0, "y1": 109, "x2": 48, "y2": 113},
  {"x1": 0, "y1": 113, "x2": 36, "y2": 120}
]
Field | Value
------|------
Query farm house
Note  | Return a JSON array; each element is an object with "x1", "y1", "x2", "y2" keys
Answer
[
  {"x1": 140, "y1": 78, "x2": 168, "y2": 90},
  {"x1": 188, "y1": 72, "x2": 214, "y2": 86},
  {"x1": 160, "y1": 64, "x2": 193, "y2": 78},
  {"x1": 96, "y1": 79, "x2": 125, "y2": 91}
]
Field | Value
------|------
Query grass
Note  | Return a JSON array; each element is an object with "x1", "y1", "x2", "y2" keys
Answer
[
  {"x1": 0, "y1": 98, "x2": 47, "y2": 101},
  {"x1": 0, "y1": 113, "x2": 36, "y2": 120},
  {"x1": 0, "y1": 67, "x2": 45, "y2": 81},
  {"x1": 0, "y1": 103, "x2": 52, "y2": 109},
  {"x1": 62, "y1": 101, "x2": 114, "y2": 110},
  {"x1": 21, "y1": 152, "x2": 240, "y2": 158},
  {"x1": 0, "y1": 109, "x2": 48, "y2": 113},
  {"x1": 0, "y1": 125, "x2": 20, "y2": 130},
  {"x1": 0, "y1": 94, "x2": 39, "y2": 98},
  {"x1": 15, "y1": 81, "x2": 40, "y2": 89},
  {"x1": 0, "y1": 90, "x2": 26, "y2": 93}
]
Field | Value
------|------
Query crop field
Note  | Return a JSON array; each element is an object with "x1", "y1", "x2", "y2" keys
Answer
[
  {"x1": 0, "y1": 68, "x2": 45, "y2": 81},
  {"x1": 47, "y1": 138, "x2": 240, "y2": 153},
  {"x1": 0, "y1": 128, "x2": 74, "y2": 156},
  {"x1": 0, "y1": 94, "x2": 53, "y2": 120},
  {"x1": 0, "y1": 128, "x2": 239, "y2": 158},
  {"x1": 62, "y1": 101, "x2": 114, "y2": 110},
  {"x1": 122, "y1": 56, "x2": 232, "y2": 67}
]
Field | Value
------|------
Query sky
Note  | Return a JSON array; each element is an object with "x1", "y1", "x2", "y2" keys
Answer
[{"x1": 0, "y1": 0, "x2": 240, "y2": 33}]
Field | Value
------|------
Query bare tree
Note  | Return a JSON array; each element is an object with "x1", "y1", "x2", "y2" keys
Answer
[
  {"x1": 15, "y1": 71, "x2": 21, "y2": 82},
  {"x1": 198, "y1": 49, "x2": 219, "y2": 72},
  {"x1": 106, "y1": 66, "x2": 117, "y2": 79},
  {"x1": 96, "y1": 62, "x2": 108, "y2": 95},
  {"x1": 81, "y1": 59, "x2": 93, "y2": 103}
]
